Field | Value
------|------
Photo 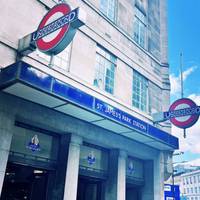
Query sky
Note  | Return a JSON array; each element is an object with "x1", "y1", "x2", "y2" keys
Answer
[{"x1": 168, "y1": 0, "x2": 200, "y2": 165}]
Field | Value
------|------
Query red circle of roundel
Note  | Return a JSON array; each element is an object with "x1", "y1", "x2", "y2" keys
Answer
[
  {"x1": 36, "y1": 3, "x2": 71, "y2": 52},
  {"x1": 169, "y1": 98, "x2": 199, "y2": 129}
]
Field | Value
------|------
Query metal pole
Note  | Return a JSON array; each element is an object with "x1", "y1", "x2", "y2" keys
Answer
[
  {"x1": 180, "y1": 52, "x2": 184, "y2": 98},
  {"x1": 49, "y1": 55, "x2": 54, "y2": 68},
  {"x1": 172, "y1": 171, "x2": 175, "y2": 200},
  {"x1": 180, "y1": 52, "x2": 187, "y2": 138},
  {"x1": 183, "y1": 129, "x2": 186, "y2": 138}
]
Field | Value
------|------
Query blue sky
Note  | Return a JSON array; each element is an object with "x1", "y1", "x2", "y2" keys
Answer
[{"x1": 168, "y1": 0, "x2": 200, "y2": 165}]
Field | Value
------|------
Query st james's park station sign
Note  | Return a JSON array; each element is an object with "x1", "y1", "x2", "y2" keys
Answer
[{"x1": 18, "y1": 3, "x2": 86, "y2": 55}]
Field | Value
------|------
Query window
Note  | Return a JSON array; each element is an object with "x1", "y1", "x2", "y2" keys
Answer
[
  {"x1": 194, "y1": 176, "x2": 196, "y2": 183},
  {"x1": 126, "y1": 157, "x2": 144, "y2": 180},
  {"x1": 79, "y1": 144, "x2": 108, "y2": 172},
  {"x1": 100, "y1": 0, "x2": 116, "y2": 22},
  {"x1": 94, "y1": 45, "x2": 116, "y2": 95},
  {"x1": 132, "y1": 70, "x2": 148, "y2": 112},
  {"x1": 133, "y1": 7, "x2": 146, "y2": 48},
  {"x1": 190, "y1": 177, "x2": 193, "y2": 184},
  {"x1": 36, "y1": 45, "x2": 71, "y2": 71},
  {"x1": 53, "y1": 47, "x2": 71, "y2": 70},
  {"x1": 183, "y1": 178, "x2": 186, "y2": 185},
  {"x1": 12, "y1": 122, "x2": 59, "y2": 163}
]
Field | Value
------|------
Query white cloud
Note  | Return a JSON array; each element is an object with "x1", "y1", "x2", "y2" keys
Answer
[
  {"x1": 172, "y1": 93, "x2": 200, "y2": 154},
  {"x1": 188, "y1": 93, "x2": 200, "y2": 103},
  {"x1": 170, "y1": 74, "x2": 181, "y2": 96},
  {"x1": 172, "y1": 121, "x2": 200, "y2": 154},
  {"x1": 176, "y1": 158, "x2": 200, "y2": 167},
  {"x1": 170, "y1": 66, "x2": 197, "y2": 97},
  {"x1": 187, "y1": 158, "x2": 200, "y2": 166},
  {"x1": 182, "y1": 66, "x2": 197, "y2": 81}
]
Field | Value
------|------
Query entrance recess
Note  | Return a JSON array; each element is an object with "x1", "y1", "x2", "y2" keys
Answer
[
  {"x1": 1, "y1": 163, "x2": 49, "y2": 200},
  {"x1": 126, "y1": 184, "x2": 141, "y2": 200},
  {"x1": 77, "y1": 176, "x2": 102, "y2": 200}
]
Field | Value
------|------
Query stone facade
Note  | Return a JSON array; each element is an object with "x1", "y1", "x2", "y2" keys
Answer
[{"x1": 0, "y1": 0, "x2": 176, "y2": 200}]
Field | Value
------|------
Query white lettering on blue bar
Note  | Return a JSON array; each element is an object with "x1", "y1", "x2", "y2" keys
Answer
[
  {"x1": 95, "y1": 99, "x2": 147, "y2": 133},
  {"x1": 164, "y1": 106, "x2": 200, "y2": 120}
]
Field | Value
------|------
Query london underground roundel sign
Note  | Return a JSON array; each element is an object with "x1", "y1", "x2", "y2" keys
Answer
[
  {"x1": 164, "y1": 98, "x2": 200, "y2": 129},
  {"x1": 32, "y1": 3, "x2": 83, "y2": 55}
]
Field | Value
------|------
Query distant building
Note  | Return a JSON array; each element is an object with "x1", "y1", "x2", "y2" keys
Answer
[
  {"x1": 180, "y1": 169, "x2": 200, "y2": 200},
  {"x1": 170, "y1": 165, "x2": 200, "y2": 200}
]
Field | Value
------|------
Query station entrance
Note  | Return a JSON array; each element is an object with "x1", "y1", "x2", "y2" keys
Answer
[
  {"x1": 126, "y1": 183, "x2": 142, "y2": 200},
  {"x1": 0, "y1": 162, "x2": 50, "y2": 200},
  {"x1": 77, "y1": 176, "x2": 102, "y2": 200}
]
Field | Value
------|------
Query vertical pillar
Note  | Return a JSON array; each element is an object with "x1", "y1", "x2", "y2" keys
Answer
[
  {"x1": 141, "y1": 160, "x2": 154, "y2": 200},
  {"x1": 117, "y1": 150, "x2": 127, "y2": 200},
  {"x1": 0, "y1": 111, "x2": 14, "y2": 197},
  {"x1": 154, "y1": 151, "x2": 165, "y2": 200},
  {"x1": 51, "y1": 134, "x2": 70, "y2": 200},
  {"x1": 105, "y1": 149, "x2": 126, "y2": 200},
  {"x1": 63, "y1": 134, "x2": 82, "y2": 200}
]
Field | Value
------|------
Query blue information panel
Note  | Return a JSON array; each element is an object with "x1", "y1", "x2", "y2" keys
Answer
[{"x1": 164, "y1": 184, "x2": 180, "y2": 200}]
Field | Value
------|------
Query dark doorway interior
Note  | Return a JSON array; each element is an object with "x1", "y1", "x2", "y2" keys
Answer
[
  {"x1": 77, "y1": 176, "x2": 102, "y2": 200},
  {"x1": 1, "y1": 163, "x2": 49, "y2": 200},
  {"x1": 126, "y1": 184, "x2": 141, "y2": 200}
]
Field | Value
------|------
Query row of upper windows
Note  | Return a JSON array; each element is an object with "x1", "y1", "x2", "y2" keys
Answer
[
  {"x1": 36, "y1": 44, "x2": 162, "y2": 114},
  {"x1": 101, "y1": 1, "x2": 146, "y2": 49},
  {"x1": 99, "y1": 0, "x2": 146, "y2": 22},
  {"x1": 184, "y1": 186, "x2": 200, "y2": 194},
  {"x1": 188, "y1": 197, "x2": 200, "y2": 200},
  {"x1": 97, "y1": 0, "x2": 160, "y2": 59},
  {"x1": 183, "y1": 175, "x2": 200, "y2": 185}
]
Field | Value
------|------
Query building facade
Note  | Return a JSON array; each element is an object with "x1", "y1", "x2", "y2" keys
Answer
[
  {"x1": 0, "y1": 0, "x2": 178, "y2": 200},
  {"x1": 177, "y1": 169, "x2": 200, "y2": 200}
]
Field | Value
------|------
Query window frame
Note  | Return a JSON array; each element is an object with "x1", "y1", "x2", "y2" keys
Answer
[
  {"x1": 133, "y1": 6, "x2": 147, "y2": 48},
  {"x1": 36, "y1": 44, "x2": 72, "y2": 71},
  {"x1": 94, "y1": 45, "x2": 117, "y2": 95},
  {"x1": 132, "y1": 70, "x2": 148, "y2": 112},
  {"x1": 100, "y1": 0, "x2": 117, "y2": 22}
]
